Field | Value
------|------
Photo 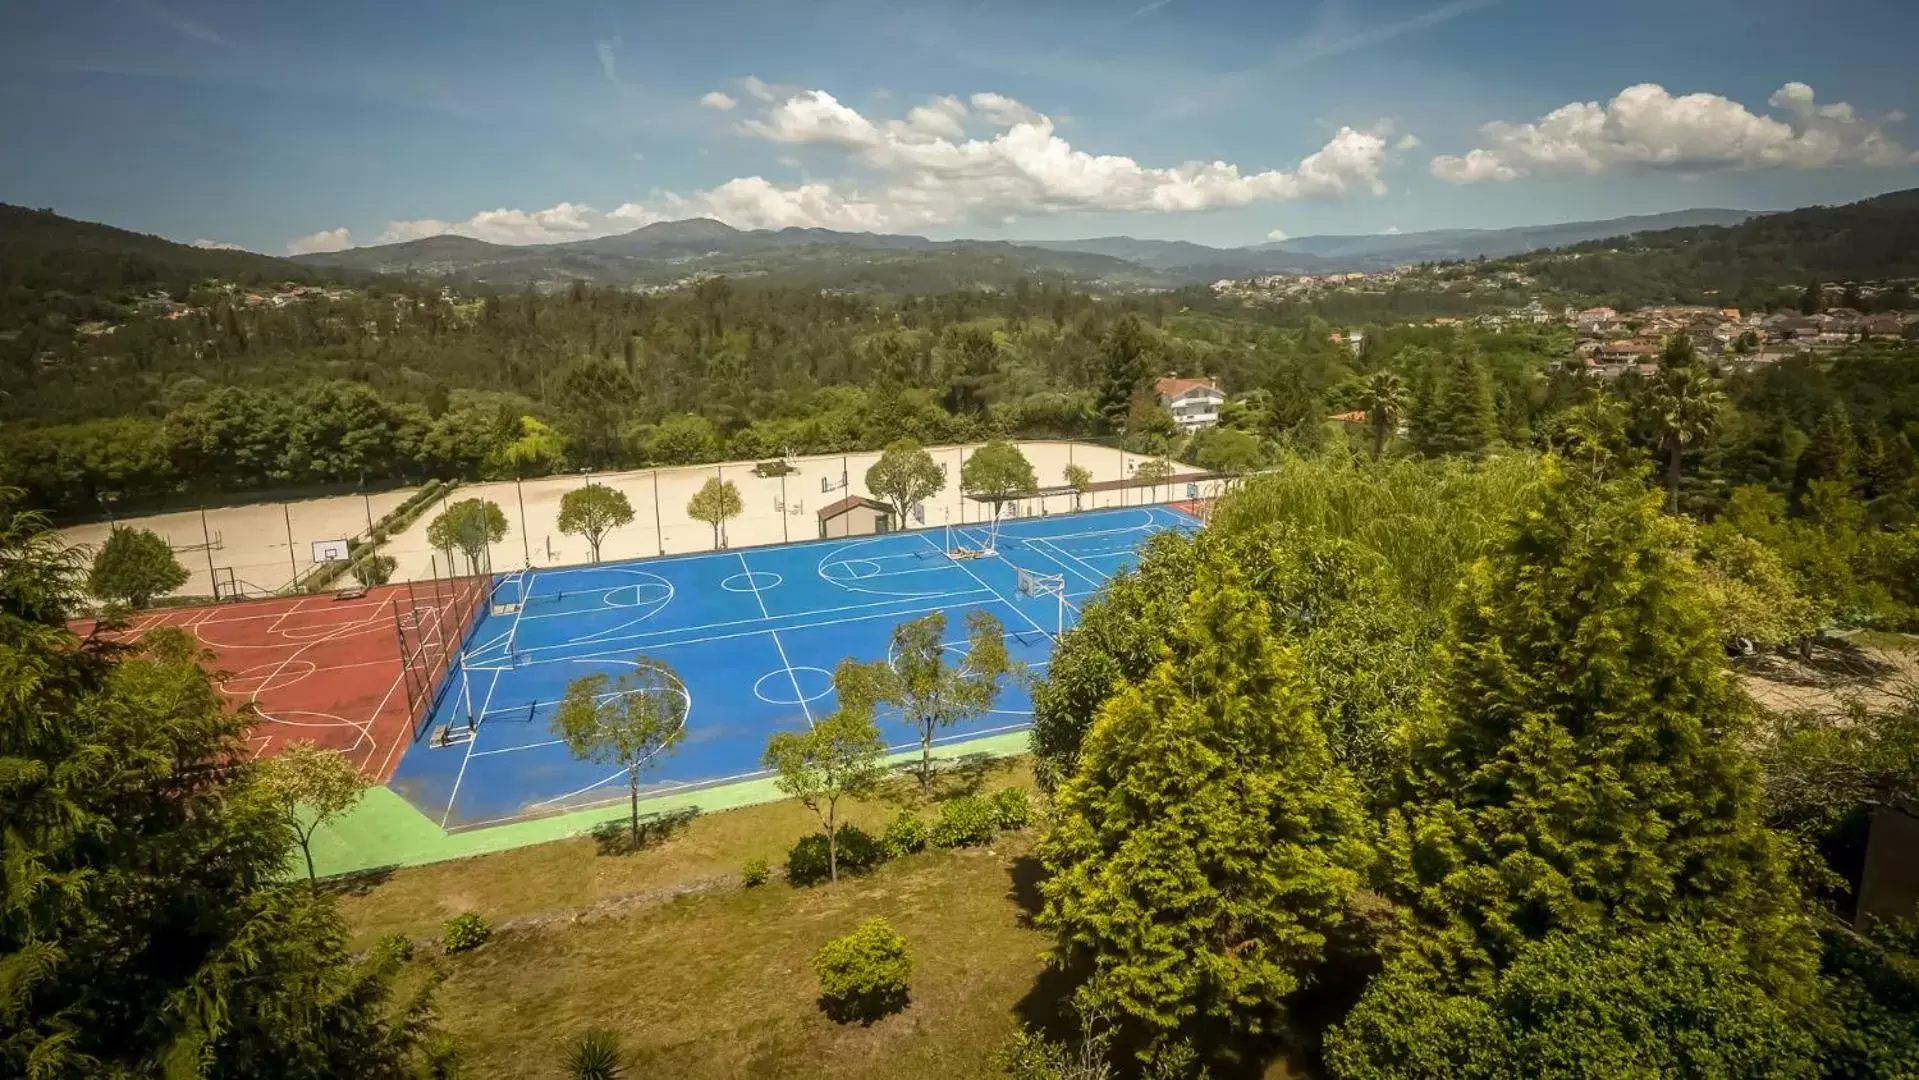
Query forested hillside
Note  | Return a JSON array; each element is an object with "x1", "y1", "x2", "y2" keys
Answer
[{"x1": 1498, "y1": 188, "x2": 1919, "y2": 308}]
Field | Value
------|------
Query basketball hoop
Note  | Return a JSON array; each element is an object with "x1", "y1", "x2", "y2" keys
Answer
[{"x1": 1016, "y1": 568, "x2": 1068, "y2": 636}]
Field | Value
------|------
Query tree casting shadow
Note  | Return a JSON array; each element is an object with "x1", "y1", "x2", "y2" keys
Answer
[{"x1": 591, "y1": 806, "x2": 699, "y2": 856}]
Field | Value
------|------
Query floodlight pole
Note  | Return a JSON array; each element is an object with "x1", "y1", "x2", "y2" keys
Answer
[
  {"x1": 652, "y1": 470, "x2": 664, "y2": 556},
  {"x1": 515, "y1": 476, "x2": 529, "y2": 567},
  {"x1": 283, "y1": 503, "x2": 298, "y2": 586},
  {"x1": 200, "y1": 507, "x2": 217, "y2": 598}
]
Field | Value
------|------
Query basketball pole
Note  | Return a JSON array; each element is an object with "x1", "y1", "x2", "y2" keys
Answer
[
  {"x1": 516, "y1": 476, "x2": 530, "y2": 567},
  {"x1": 780, "y1": 472, "x2": 789, "y2": 544}
]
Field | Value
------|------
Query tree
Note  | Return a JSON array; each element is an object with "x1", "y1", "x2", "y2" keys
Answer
[
  {"x1": 1326, "y1": 924, "x2": 1818, "y2": 1080},
  {"x1": 1096, "y1": 315, "x2": 1155, "y2": 434},
  {"x1": 426, "y1": 497, "x2": 508, "y2": 575},
  {"x1": 865, "y1": 438, "x2": 945, "y2": 529},
  {"x1": 86, "y1": 526, "x2": 188, "y2": 608},
  {"x1": 1841, "y1": 281, "x2": 1864, "y2": 311},
  {"x1": 1799, "y1": 401, "x2": 1859, "y2": 495},
  {"x1": 484, "y1": 414, "x2": 565, "y2": 480},
  {"x1": 685, "y1": 476, "x2": 743, "y2": 550},
  {"x1": 959, "y1": 440, "x2": 1037, "y2": 549},
  {"x1": 1383, "y1": 459, "x2": 1814, "y2": 987},
  {"x1": 1038, "y1": 566, "x2": 1366, "y2": 1066},
  {"x1": 1691, "y1": 525, "x2": 1820, "y2": 648},
  {"x1": 1643, "y1": 343, "x2": 1723, "y2": 513},
  {"x1": 558, "y1": 483, "x2": 635, "y2": 563},
  {"x1": 1134, "y1": 456, "x2": 1174, "y2": 502},
  {"x1": 847, "y1": 610, "x2": 1015, "y2": 788},
  {"x1": 0, "y1": 494, "x2": 449, "y2": 1076},
  {"x1": 1413, "y1": 353, "x2": 1497, "y2": 459},
  {"x1": 348, "y1": 552, "x2": 397, "y2": 588},
  {"x1": 1801, "y1": 279, "x2": 1826, "y2": 315},
  {"x1": 1064, "y1": 462, "x2": 1094, "y2": 512},
  {"x1": 1186, "y1": 426, "x2": 1265, "y2": 477},
  {"x1": 550, "y1": 657, "x2": 688, "y2": 846},
  {"x1": 762, "y1": 683, "x2": 888, "y2": 883},
  {"x1": 255, "y1": 740, "x2": 369, "y2": 883},
  {"x1": 1357, "y1": 370, "x2": 1408, "y2": 461}
]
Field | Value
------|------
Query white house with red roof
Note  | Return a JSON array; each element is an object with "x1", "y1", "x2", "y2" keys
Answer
[{"x1": 1155, "y1": 376, "x2": 1225, "y2": 431}]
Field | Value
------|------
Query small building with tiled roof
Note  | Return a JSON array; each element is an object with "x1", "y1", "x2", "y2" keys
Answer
[
  {"x1": 1154, "y1": 376, "x2": 1225, "y2": 431},
  {"x1": 817, "y1": 495, "x2": 894, "y2": 539}
]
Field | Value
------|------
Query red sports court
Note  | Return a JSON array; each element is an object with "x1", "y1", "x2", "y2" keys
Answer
[{"x1": 78, "y1": 578, "x2": 484, "y2": 782}]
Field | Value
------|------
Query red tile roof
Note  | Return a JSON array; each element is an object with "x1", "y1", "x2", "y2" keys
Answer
[{"x1": 1155, "y1": 376, "x2": 1220, "y2": 399}]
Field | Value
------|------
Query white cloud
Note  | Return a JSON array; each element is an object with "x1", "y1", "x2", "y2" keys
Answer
[
  {"x1": 700, "y1": 91, "x2": 738, "y2": 111},
  {"x1": 1266, "y1": 228, "x2": 1290, "y2": 242},
  {"x1": 285, "y1": 228, "x2": 352, "y2": 255},
  {"x1": 1432, "y1": 81, "x2": 1917, "y2": 183},
  {"x1": 190, "y1": 238, "x2": 247, "y2": 251},
  {"x1": 307, "y1": 85, "x2": 1405, "y2": 248},
  {"x1": 1381, "y1": 225, "x2": 1402, "y2": 235}
]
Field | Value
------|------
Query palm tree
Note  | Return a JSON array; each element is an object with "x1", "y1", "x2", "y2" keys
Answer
[
  {"x1": 1646, "y1": 345, "x2": 1723, "y2": 514},
  {"x1": 1357, "y1": 371, "x2": 1408, "y2": 461}
]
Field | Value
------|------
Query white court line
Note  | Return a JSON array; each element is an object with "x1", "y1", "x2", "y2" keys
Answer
[
  {"x1": 1028, "y1": 535, "x2": 1110, "y2": 589},
  {"x1": 532, "y1": 590, "x2": 989, "y2": 651},
  {"x1": 440, "y1": 665, "x2": 500, "y2": 828},
  {"x1": 916, "y1": 531, "x2": 1054, "y2": 645},
  {"x1": 513, "y1": 592, "x2": 991, "y2": 666},
  {"x1": 1018, "y1": 536, "x2": 1104, "y2": 593},
  {"x1": 738, "y1": 551, "x2": 813, "y2": 727}
]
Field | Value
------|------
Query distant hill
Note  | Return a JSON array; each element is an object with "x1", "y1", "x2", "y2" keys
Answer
[
  {"x1": 0, "y1": 204, "x2": 337, "y2": 325},
  {"x1": 293, "y1": 222, "x2": 1168, "y2": 291},
  {"x1": 1028, "y1": 209, "x2": 1759, "y2": 277},
  {"x1": 1510, "y1": 188, "x2": 1919, "y2": 308}
]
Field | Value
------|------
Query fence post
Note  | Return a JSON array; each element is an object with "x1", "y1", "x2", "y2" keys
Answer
[{"x1": 199, "y1": 506, "x2": 217, "y2": 598}]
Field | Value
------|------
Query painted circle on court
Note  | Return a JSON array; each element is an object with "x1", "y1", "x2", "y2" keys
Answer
[
  {"x1": 753, "y1": 666, "x2": 836, "y2": 706},
  {"x1": 721, "y1": 571, "x2": 784, "y2": 593},
  {"x1": 605, "y1": 581, "x2": 675, "y2": 608},
  {"x1": 221, "y1": 659, "x2": 317, "y2": 695}
]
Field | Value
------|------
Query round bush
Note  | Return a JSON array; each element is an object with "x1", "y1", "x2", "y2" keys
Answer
[
  {"x1": 786, "y1": 825, "x2": 883, "y2": 885},
  {"x1": 441, "y1": 912, "x2": 491, "y2": 953},
  {"x1": 990, "y1": 787, "x2": 1033, "y2": 830},
  {"x1": 930, "y1": 795, "x2": 1000, "y2": 848},
  {"x1": 742, "y1": 856, "x2": 770, "y2": 887},
  {"x1": 369, "y1": 932, "x2": 414, "y2": 964},
  {"x1": 882, "y1": 810, "x2": 928, "y2": 857},
  {"x1": 815, "y1": 917, "x2": 912, "y2": 1023}
]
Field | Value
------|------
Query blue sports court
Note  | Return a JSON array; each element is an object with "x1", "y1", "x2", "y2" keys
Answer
[{"x1": 388, "y1": 505, "x2": 1198, "y2": 829}]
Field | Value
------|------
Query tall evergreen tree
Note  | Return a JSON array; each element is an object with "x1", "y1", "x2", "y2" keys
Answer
[
  {"x1": 1038, "y1": 564, "x2": 1367, "y2": 1067},
  {"x1": 0, "y1": 491, "x2": 448, "y2": 1077},
  {"x1": 1095, "y1": 315, "x2": 1154, "y2": 435},
  {"x1": 1800, "y1": 279, "x2": 1825, "y2": 315},
  {"x1": 1642, "y1": 340, "x2": 1723, "y2": 514},
  {"x1": 1798, "y1": 401, "x2": 1859, "y2": 496},
  {"x1": 1413, "y1": 353, "x2": 1498, "y2": 459},
  {"x1": 1378, "y1": 459, "x2": 1815, "y2": 988}
]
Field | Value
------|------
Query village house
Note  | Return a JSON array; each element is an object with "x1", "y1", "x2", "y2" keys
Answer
[{"x1": 1155, "y1": 376, "x2": 1226, "y2": 431}]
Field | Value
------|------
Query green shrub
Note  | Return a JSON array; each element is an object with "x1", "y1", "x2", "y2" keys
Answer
[
  {"x1": 815, "y1": 917, "x2": 912, "y2": 1023},
  {"x1": 742, "y1": 856, "x2": 770, "y2": 887},
  {"x1": 930, "y1": 795, "x2": 1000, "y2": 847},
  {"x1": 565, "y1": 1027, "x2": 626, "y2": 1080},
  {"x1": 368, "y1": 932, "x2": 414, "y2": 964},
  {"x1": 441, "y1": 912, "x2": 491, "y2": 953},
  {"x1": 787, "y1": 825, "x2": 884, "y2": 885},
  {"x1": 991, "y1": 786, "x2": 1033, "y2": 830},
  {"x1": 882, "y1": 810, "x2": 928, "y2": 857}
]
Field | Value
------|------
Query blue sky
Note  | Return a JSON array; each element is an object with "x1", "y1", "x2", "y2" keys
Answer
[{"x1": 3, "y1": 0, "x2": 1916, "y2": 254}]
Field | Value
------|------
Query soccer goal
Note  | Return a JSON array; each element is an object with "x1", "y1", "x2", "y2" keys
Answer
[{"x1": 1016, "y1": 567, "x2": 1068, "y2": 636}]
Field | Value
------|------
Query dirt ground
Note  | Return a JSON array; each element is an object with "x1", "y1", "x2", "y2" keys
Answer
[{"x1": 1736, "y1": 632, "x2": 1919, "y2": 717}]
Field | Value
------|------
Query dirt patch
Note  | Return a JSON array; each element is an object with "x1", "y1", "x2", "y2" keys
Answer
[{"x1": 1738, "y1": 634, "x2": 1919, "y2": 717}]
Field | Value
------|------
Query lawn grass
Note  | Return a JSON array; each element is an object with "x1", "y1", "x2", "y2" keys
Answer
[
  {"x1": 340, "y1": 755, "x2": 1319, "y2": 1078},
  {"x1": 420, "y1": 835, "x2": 1051, "y2": 1078},
  {"x1": 336, "y1": 756, "x2": 1031, "y2": 950}
]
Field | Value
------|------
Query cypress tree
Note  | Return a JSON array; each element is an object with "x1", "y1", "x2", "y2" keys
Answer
[
  {"x1": 1038, "y1": 562, "x2": 1367, "y2": 1066},
  {"x1": 1414, "y1": 353, "x2": 1498, "y2": 459},
  {"x1": 1378, "y1": 459, "x2": 1815, "y2": 988}
]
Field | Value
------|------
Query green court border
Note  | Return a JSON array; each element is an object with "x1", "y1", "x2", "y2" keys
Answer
[{"x1": 308, "y1": 730, "x2": 1028, "y2": 878}]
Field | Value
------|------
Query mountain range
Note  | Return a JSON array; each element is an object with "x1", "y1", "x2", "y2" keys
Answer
[{"x1": 290, "y1": 208, "x2": 1762, "y2": 290}]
